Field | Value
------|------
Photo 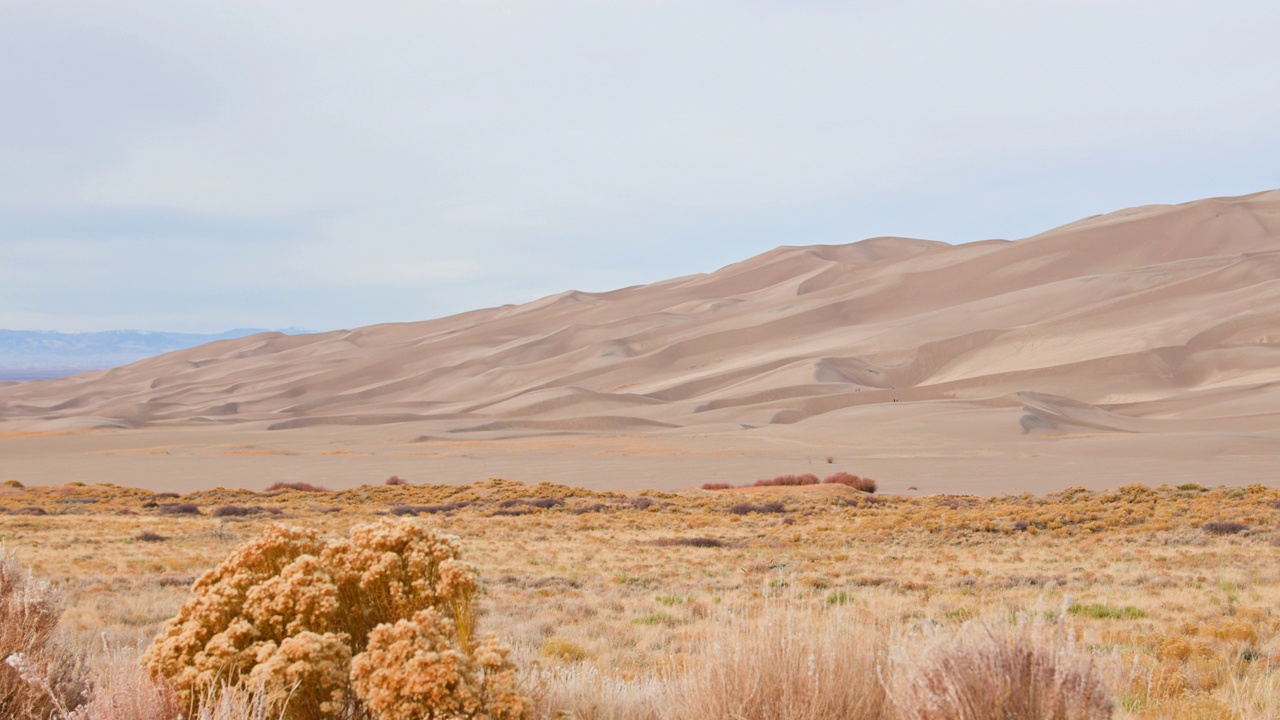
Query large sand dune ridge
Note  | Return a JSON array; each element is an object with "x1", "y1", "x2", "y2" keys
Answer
[{"x1": 2, "y1": 190, "x2": 1279, "y2": 492}]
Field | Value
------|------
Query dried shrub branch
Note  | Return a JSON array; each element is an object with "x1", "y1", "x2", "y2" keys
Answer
[{"x1": 0, "y1": 548, "x2": 85, "y2": 719}]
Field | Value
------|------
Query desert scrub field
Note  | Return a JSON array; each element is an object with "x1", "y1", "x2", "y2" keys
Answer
[{"x1": 2, "y1": 477, "x2": 1279, "y2": 718}]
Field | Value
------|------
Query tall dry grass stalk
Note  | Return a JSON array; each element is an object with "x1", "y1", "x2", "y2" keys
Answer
[
  {"x1": 891, "y1": 619, "x2": 1114, "y2": 720},
  {"x1": 64, "y1": 643, "x2": 177, "y2": 720},
  {"x1": 1224, "y1": 671, "x2": 1280, "y2": 720},
  {"x1": 0, "y1": 546, "x2": 86, "y2": 719},
  {"x1": 194, "y1": 682, "x2": 281, "y2": 720},
  {"x1": 528, "y1": 602, "x2": 1116, "y2": 720},
  {"x1": 66, "y1": 662, "x2": 284, "y2": 720},
  {"x1": 526, "y1": 664, "x2": 664, "y2": 720},
  {"x1": 666, "y1": 603, "x2": 891, "y2": 720},
  {"x1": 530, "y1": 602, "x2": 892, "y2": 720}
]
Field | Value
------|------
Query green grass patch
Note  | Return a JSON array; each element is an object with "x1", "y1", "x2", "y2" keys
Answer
[
  {"x1": 634, "y1": 612, "x2": 675, "y2": 626},
  {"x1": 826, "y1": 590, "x2": 852, "y2": 606},
  {"x1": 1068, "y1": 603, "x2": 1147, "y2": 620}
]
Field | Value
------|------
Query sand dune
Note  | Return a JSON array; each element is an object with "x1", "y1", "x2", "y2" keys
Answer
[
  {"x1": 2, "y1": 190, "x2": 1280, "y2": 492},
  {"x1": 3, "y1": 190, "x2": 1280, "y2": 438}
]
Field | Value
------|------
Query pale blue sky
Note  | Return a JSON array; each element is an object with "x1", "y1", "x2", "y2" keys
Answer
[{"x1": 3, "y1": 1, "x2": 1278, "y2": 332}]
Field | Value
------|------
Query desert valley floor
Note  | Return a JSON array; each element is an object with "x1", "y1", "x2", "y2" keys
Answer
[{"x1": 2, "y1": 410, "x2": 1279, "y2": 495}]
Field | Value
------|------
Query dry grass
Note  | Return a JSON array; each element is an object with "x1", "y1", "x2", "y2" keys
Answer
[
  {"x1": 727, "y1": 501, "x2": 785, "y2": 515},
  {"x1": 669, "y1": 605, "x2": 891, "y2": 720},
  {"x1": 4, "y1": 479, "x2": 1280, "y2": 718},
  {"x1": 210, "y1": 505, "x2": 278, "y2": 518},
  {"x1": 0, "y1": 547, "x2": 87, "y2": 718},
  {"x1": 647, "y1": 537, "x2": 724, "y2": 548},
  {"x1": 892, "y1": 620, "x2": 1113, "y2": 720},
  {"x1": 389, "y1": 501, "x2": 472, "y2": 516},
  {"x1": 69, "y1": 643, "x2": 177, "y2": 719}
]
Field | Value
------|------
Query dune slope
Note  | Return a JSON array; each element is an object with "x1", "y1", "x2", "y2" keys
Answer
[{"x1": 3, "y1": 190, "x2": 1280, "y2": 444}]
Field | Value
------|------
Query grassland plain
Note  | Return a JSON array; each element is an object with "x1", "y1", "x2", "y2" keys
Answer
[{"x1": 3, "y1": 476, "x2": 1280, "y2": 718}]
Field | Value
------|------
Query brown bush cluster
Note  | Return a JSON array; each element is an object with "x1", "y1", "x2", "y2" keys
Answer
[
  {"x1": 211, "y1": 504, "x2": 280, "y2": 518},
  {"x1": 821, "y1": 472, "x2": 877, "y2": 493},
  {"x1": 1201, "y1": 521, "x2": 1248, "y2": 535},
  {"x1": 702, "y1": 472, "x2": 877, "y2": 493},
  {"x1": 648, "y1": 537, "x2": 725, "y2": 548},
  {"x1": 142, "y1": 519, "x2": 528, "y2": 719},
  {"x1": 389, "y1": 501, "x2": 472, "y2": 516},
  {"x1": 263, "y1": 481, "x2": 333, "y2": 493},
  {"x1": 894, "y1": 628, "x2": 1112, "y2": 720},
  {"x1": 498, "y1": 498, "x2": 564, "y2": 510},
  {"x1": 728, "y1": 502, "x2": 786, "y2": 515},
  {"x1": 754, "y1": 473, "x2": 821, "y2": 487}
]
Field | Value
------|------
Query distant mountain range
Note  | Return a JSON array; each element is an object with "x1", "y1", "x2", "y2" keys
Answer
[{"x1": 0, "y1": 328, "x2": 307, "y2": 381}]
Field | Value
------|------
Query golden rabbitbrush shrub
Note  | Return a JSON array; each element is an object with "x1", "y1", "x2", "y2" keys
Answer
[
  {"x1": 142, "y1": 519, "x2": 527, "y2": 719},
  {"x1": 351, "y1": 608, "x2": 527, "y2": 720}
]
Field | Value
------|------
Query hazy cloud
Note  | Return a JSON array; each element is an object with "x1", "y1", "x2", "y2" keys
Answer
[{"x1": 3, "y1": 1, "x2": 1278, "y2": 331}]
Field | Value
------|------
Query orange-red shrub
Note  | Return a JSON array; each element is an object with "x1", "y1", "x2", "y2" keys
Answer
[
  {"x1": 823, "y1": 472, "x2": 877, "y2": 493},
  {"x1": 264, "y1": 482, "x2": 332, "y2": 493},
  {"x1": 753, "y1": 474, "x2": 819, "y2": 488}
]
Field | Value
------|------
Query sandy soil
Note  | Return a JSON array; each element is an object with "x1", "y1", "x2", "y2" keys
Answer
[
  {"x1": 2, "y1": 190, "x2": 1279, "y2": 494},
  {"x1": 1, "y1": 403, "x2": 1276, "y2": 495}
]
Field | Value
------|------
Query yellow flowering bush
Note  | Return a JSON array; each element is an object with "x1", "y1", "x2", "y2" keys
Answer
[
  {"x1": 351, "y1": 608, "x2": 528, "y2": 720},
  {"x1": 142, "y1": 519, "x2": 526, "y2": 719}
]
